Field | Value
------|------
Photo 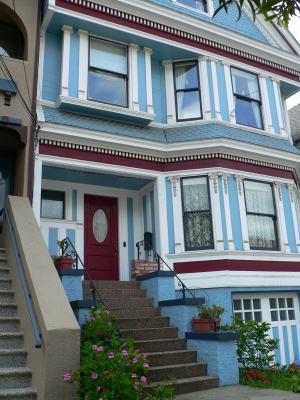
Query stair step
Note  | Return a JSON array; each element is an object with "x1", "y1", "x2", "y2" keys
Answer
[
  {"x1": 0, "y1": 368, "x2": 32, "y2": 389},
  {"x1": 85, "y1": 288, "x2": 147, "y2": 299},
  {"x1": 135, "y1": 338, "x2": 186, "y2": 353},
  {"x1": 83, "y1": 280, "x2": 140, "y2": 290},
  {"x1": 108, "y1": 307, "x2": 160, "y2": 318},
  {"x1": 0, "y1": 305, "x2": 17, "y2": 318},
  {"x1": 0, "y1": 387, "x2": 37, "y2": 399},
  {"x1": 0, "y1": 260, "x2": 8, "y2": 268},
  {"x1": 0, "y1": 280, "x2": 11, "y2": 291},
  {"x1": 0, "y1": 270, "x2": 10, "y2": 279},
  {"x1": 147, "y1": 375, "x2": 219, "y2": 395},
  {"x1": 146, "y1": 350, "x2": 197, "y2": 367},
  {"x1": 0, "y1": 350, "x2": 27, "y2": 368},
  {"x1": 0, "y1": 318, "x2": 20, "y2": 332},
  {"x1": 148, "y1": 362, "x2": 207, "y2": 382},
  {"x1": 0, "y1": 333, "x2": 24, "y2": 349},
  {"x1": 121, "y1": 327, "x2": 178, "y2": 341},
  {"x1": 116, "y1": 316, "x2": 169, "y2": 329},
  {"x1": 0, "y1": 292, "x2": 14, "y2": 304},
  {"x1": 104, "y1": 297, "x2": 153, "y2": 308}
]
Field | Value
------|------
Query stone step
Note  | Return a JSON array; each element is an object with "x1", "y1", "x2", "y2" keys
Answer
[
  {"x1": 84, "y1": 288, "x2": 147, "y2": 299},
  {"x1": 0, "y1": 269, "x2": 10, "y2": 279},
  {"x1": 0, "y1": 388, "x2": 37, "y2": 400},
  {"x1": 83, "y1": 280, "x2": 140, "y2": 290},
  {"x1": 147, "y1": 375, "x2": 219, "y2": 395},
  {"x1": 0, "y1": 259, "x2": 8, "y2": 268},
  {"x1": 0, "y1": 368, "x2": 32, "y2": 389},
  {"x1": 146, "y1": 350, "x2": 197, "y2": 367},
  {"x1": 0, "y1": 333, "x2": 24, "y2": 349},
  {"x1": 0, "y1": 305, "x2": 17, "y2": 318},
  {"x1": 148, "y1": 362, "x2": 207, "y2": 382},
  {"x1": 135, "y1": 338, "x2": 186, "y2": 353},
  {"x1": 108, "y1": 307, "x2": 160, "y2": 318},
  {"x1": 121, "y1": 327, "x2": 178, "y2": 341},
  {"x1": 115, "y1": 316, "x2": 169, "y2": 329},
  {"x1": 0, "y1": 318, "x2": 20, "y2": 332},
  {"x1": 0, "y1": 280, "x2": 11, "y2": 291},
  {"x1": 0, "y1": 292, "x2": 15, "y2": 304},
  {"x1": 103, "y1": 297, "x2": 153, "y2": 308},
  {"x1": 0, "y1": 350, "x2": 27, "y2": 368}
]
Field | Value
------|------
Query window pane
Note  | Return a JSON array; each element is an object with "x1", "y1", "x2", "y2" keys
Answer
[
  {"x1": 254, "y1": 311, "x2": 262, "y2": 322},
  {"x1": 175, "y1": 62, "x2": 199, "y2": 90},
  {"x1": 177, "y1": 0, "x2": 207, "y2": 11},
  {"x1": 182, "y1": 177, "x2": 209, "y2": 211},
  {"x1": 288, "y1": 310, "x2": 295, "y2": 320},
  {"x1": 278, "y1": 298, "x2": 286, "y2": 309},
  {"x1": 234, "y1": 312, "x2": 243, "y2": 319},
  {"x1": 235, "y1": 98, "x2": 262, "y2": 129},
  {"x1": 90, "y1": 38, "x2": 127, "y2": 74},
  {"x1": 41, "y1": 190, "x2": 65, "y2": 219},
  {"x1": 269, "y1": 298, "x2": 277, "y2": 309},
  {"x1": 287, "y1": 298, "x2": 294, "y2": 308},
  {"x1": 176, "y1": 91, "x2": 201, "y2": 120},
  {"x1": 247, "y1": 215, "x2": 277, "y2": 249},
  {"x1": 183, "y1": 211, "x2": 213, "y2": 249},
  {"x1": 271, "y1": 310, "x2": 278, "y2": 321},
  {"x1": 253, "y1": 299, "x2": 261, "y2": 309},
  {"x1": 244, "y1": 312, "x2": 252, "y2": 321},
  {"x1": 233, "y1": 299, "x2": 242, "y2": 310},
  {"x1": 279, "y1": 310, "x2": 287, "y2": 321},
  {"x1": 88, "y1": 70, "x2": 127, "y2": 107},
  {"x1": 244, "y1": 181, "x2": 275, "y2": 215},
  {"x1": 243, "y1": 299, "x2": 251, "y2": 310},
  {"x1": 232, "y1": 68, "x2": 260, "y2": 101}
]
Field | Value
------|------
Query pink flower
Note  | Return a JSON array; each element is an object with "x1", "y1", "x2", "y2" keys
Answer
[
  {"x1": 143, "y1": 363, "x2": 149, "y2": 368},
  {"x1": 122, "y1": 350, "x2": 128, "y2": 356},
  {"x1": 91, "y1": 345, "x2": 98, "y2": 350},
  {"x1": 132, "y1": 358, "x2": 138, "y2": 363},
  {"x1": 108, "y1": 352, "x2": 114, "y2": 359},
  {"x1": 141, "y1": 376, "x2": 147, "y2": 383},
  {"x1": 97, "y1": 346, "x2": 104, "y2": 352},
  {"x1": 91, "y1": 372, "x2": 98, "y2": 380},
  {"x1": 131, "y1": 373, "x2": 137, "y2": 378},
  {"x1": 63, "y1": 369, "x2": 72, "y2": 382}
]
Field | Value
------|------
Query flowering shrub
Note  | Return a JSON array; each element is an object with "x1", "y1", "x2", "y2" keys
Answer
[{"x1": 64, "y1": 306, "x2": 174, "y2": 400}]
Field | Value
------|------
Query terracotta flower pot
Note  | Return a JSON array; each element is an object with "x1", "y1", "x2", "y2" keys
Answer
[
  {"x1": 54, "y1": 257, "x2": 73, "y2": 272},
  {"x1": 192, "y1": 318, "x2": 214, "y2": 333}
]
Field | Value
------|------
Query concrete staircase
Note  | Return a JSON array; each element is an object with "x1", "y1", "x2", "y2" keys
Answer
[
  {"x1": 83, "y1": 280, "x2": 219, "y2": 395},
  {"x1": 0, "y1": 249, "x2": 36, "y2": 400}
]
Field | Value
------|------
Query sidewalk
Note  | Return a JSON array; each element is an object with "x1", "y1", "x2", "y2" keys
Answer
[{"x1": 176, "y1": 385, "x2": 300, "y2": 400}]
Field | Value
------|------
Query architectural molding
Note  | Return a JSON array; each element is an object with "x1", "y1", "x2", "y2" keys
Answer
[
  {"x1": 167, "y1": 176, "x2": 180, "y2": 197},
  {"x1": 78, "y1": 29, "x2": 89, "y2": 100},
  {"x1": 61, "y1": 25, "x2": 73, "y2": 97},
  {"x1": 163, "y1": 60, "x2": 176, "y2": 124},
  {"x1": 128, "y1": 43, "x2": 140, "y2": 111},
  {"x1": 143, "y1": 47, "x2": 154, "y2": 115}
]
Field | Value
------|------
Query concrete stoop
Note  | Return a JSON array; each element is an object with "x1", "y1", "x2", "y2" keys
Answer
[
  {"x1": 83, "y1": 280, "x2": 219, "y2": 395},
  {"x1": 0, "y1": 249, "x2": 36, "y2": 400}
]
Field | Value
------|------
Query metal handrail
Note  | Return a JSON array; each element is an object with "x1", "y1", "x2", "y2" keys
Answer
[{"x1": 1, "y1": 208, "x2": 42, "y2": 348}]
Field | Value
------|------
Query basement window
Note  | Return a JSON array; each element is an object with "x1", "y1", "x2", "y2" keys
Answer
[{"x1": 41, "y1": 190, "x2": 65, "y2": 219}]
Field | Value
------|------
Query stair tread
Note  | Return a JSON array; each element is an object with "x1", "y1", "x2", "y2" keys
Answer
[
  {"x1": 120, "y1": 327, "x2": 175, "y2": 332},
  {"x1": 147, "y1": 375, "x2": 218, "y2": 386},
  {"x1": 0, "y1": 304, "x2": 17, "y2": 307},
  {"x1": 0, "y1": 333, "x2": 23, "y2": 337},
  {"x1": 146, "y1": 349, "x2": 195, "y2": 356},
  {"x1": 0, "y1": 291, "x2": 14, "y2": 294},
  {"x1": 135, "y1": 338, "x2": 185, "y2": 344},
  {"x1": 149, "y1": 362, "x2": 206, "y2": 371},
  {"x1": 0, "y1": 387, "x2": 36, "y2": 394},
  {"x1": 0, "y1": 350, "x2": 26, "y2": 354},
  {"x1": 0, "y1": 317, "x2": 20, "y2": 321},
  {"x1": 0, "y1": 368, "x2": 31, "y2": 375}
]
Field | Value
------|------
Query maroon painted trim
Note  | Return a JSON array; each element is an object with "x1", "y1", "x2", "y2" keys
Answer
[
  {"x1": 39, "y1": 143, "x2": 295, "y2": 179},
  {"x1": 55, "y1": 0, "x2": 300, "y2": 82},
  {"x1": 174, "y1": 259, "x2": 300, "y2": 273}
]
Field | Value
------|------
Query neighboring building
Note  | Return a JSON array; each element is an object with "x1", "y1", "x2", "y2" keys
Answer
[
  {"x1": 0, "y1": 0, "x2": 41, "y2": 210},
  {"x1": 289, "y1": 103, "x2": 300, "y2": 147},
  {"x1": 35, "y1": 0, "x2": 300, "y2": 368}
]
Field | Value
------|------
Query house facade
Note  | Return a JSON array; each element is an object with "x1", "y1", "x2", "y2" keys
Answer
[{"x1": 35, "y1": 0, "x2": 300, "y2": 366}]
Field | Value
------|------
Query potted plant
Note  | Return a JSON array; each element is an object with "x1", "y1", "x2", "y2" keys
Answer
[
  {"x1": 54, "y1": 238, "x2": 73, "y2": 272},
  {"x1": 192, "y1": 304, "x2": 225, "y2": 333}
]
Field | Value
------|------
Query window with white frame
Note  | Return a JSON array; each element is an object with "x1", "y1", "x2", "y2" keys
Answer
[
  {"x1": 41, "y1": 190, "x2": 65, "y2": 219},
  {"x1": 269, "y1": 297, "x2": 296, "y2": 322},
  {"x1": 175, "y1": 0, "x2": 208, "y2": 12},
  {"x1": 244, "y1": 180, "x2": 278, "y2": 250},
  {"x1": 88, "y1": 37, "x2": 128, "y2": 107},
  {"x1": 174, "y1": 61, "x2": 202, "y2": 121},
  {"x1": 181, "y1": 176, "x2": 213, "y2": 250},
  {"x1": 231, "y1": 67, "x2": 263, "y2": 130},
  {"x1": 233, "y1": 297, "x2": 262, "y2": 322}
]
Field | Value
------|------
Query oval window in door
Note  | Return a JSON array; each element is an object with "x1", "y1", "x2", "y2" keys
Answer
[{"x1": 93, "y1": 209, "x2": 108, "y2": 243}]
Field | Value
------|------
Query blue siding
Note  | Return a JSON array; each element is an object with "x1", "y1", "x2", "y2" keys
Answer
[
  {"x1": 266, "y1": 78, "x2": 280, "y2": 134},
  {"x1": 69, "y1": 31, "x2": 79, "y2": 97},
  {"x1": 138, "y1": 50, "x2": 147, "y2": 112},
  {"x1": 48, "y1": 228, "x2": 58, "y2": 255},
  {"x1": 166, "y1": 178, "x2": 175, "y2": 253},
  {"x1": 228, "y1": 176, "x2": 243, "y2": 250},
  {"x1": 127, "y1": 197, "x2": 134, "y2": 277},
  {"x1": 42, "y1": 32, "x2": 62, "y2": 101},
  {"x1": 152, "y1": 59, "x2": 167, "y2": 123},
  {"x1": 143, "y1": 195, "x2": 147, "y2": 232},
  {"x1": 206, "y1": 60, "x2": 215, "y2": 119},
  {"x1": 218, "y1": 176, "x2": 228, "y2": 250},
  {"x1": 66, "y1": 229, "x2": 75, "y2": 247},
  {"x1": 282, "y1": 326, "x2": 290, "y2": 366},
  {"x1": 272, "y1": 327, "x2": 281, "y2": 365},
  {"x1": 291, "y1": 325, "x2": 300, "y2": 362},
  {"x1": 216, "y1": 61, "x2": 229, "y2": 121},
  {"x1": 150, "y1": 190, "x2": 156, "y2": 249},
  {"x1": 72, "y1": 190, "x2": 77, "y2": 221},
  {"x1": 282, "y1": 185, "x2": 297, "y2": 253}
]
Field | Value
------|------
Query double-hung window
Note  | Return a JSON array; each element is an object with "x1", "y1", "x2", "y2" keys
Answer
[
  {"x1": 174, "y1": 61, "x2": 202, "y2": 121},
  {"x1": 88, "y1": 37, "x2": 128, "y2": 107},
  {"x1": 231, "y1": 67, "x2": 263, "y2": 130},
  {"x1": 244, "y1": 180, "x2": 278, "y2": 250},
  {"x1": 41, "y1": 190, "x2": 65, "y2": 219},
  {"x1": 181, "y1": 176, "x2": 213, "y2": 250},
  {"x1": 176, "y1": 0, "x2": 207, "y2": 12}
]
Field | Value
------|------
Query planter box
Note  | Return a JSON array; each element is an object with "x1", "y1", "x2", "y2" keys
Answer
[
  {"x1": 192, "y1": 318, "x2": 214, "y2": 333},
  {"x1": 54, "y1": 257, "x2": 73, "y2": 273}
]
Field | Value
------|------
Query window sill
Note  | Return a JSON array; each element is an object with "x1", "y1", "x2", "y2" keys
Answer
[
  {"x1": 166, "y1": 249, "x2": 300, "y2": 260},
  {"x1": 57, "y1": 96, "x2": 155, "y2": 126}
]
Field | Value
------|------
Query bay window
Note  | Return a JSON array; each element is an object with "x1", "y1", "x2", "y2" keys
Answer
[
  {"x1": 174, "y1": 61, "x2": 202, "y2": 121},
  {"x1": 231, "y1": 67, "x2": 263, "y2": 130},
  {"x1": 181, "y1": 176, "x2": 213, "y2": 250},
  {"x1": 244, "y1": 180, "x2": 278, "y2": 250},
  {"x1": 88, "y1": 37, "x2": 128, "y2": 107}
]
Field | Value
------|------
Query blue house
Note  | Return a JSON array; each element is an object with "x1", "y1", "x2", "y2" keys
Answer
[{"x1": 34, "y1": 0, "x2": 300, "y2": 386}]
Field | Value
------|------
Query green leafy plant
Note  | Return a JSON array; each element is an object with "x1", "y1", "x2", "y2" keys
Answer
[
  {"x1": 57, "y1": 238, "x2": 70, "y2": 258},
  {"x1": 197, "y1": 304, "x2": 225, "y2": 319}
]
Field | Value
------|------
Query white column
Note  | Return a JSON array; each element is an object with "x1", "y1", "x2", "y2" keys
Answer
[
  {"x1": 37, "y1": 30, "x2": 45, "y2": 99},
  {"x1": 163, "y1": 60, "x2": 176, "y2": 124},
  {"x1": 128, "y1": 43, "x2": 139, "y2": 111},
  {"x1": 288, "y1": 184, "x2": 300, "y2": 253},
  {"x1": 198, "y1": 56, "x2": 211, "y2": 120},
  {"x1": 220, "y1": 173, "x2": 235, "y2": 250},
  {"x1": 210, "y1": 57, "x2": 222, "y2": 120},
  {"x1": 168, "y1": 176, "x2": 184, "y2": 253},
  {"x1": 235, "y1": 175, "x2": 250, "y2": 251},
  {"x1": 208, "y1": 173, "x2": 223, "y2": 250},
  {"x1": 259, "y1": 74, "x2": 275, "y2": 134},
  {"x1": 143, "y1": 47, "x2": 154, "y2": 115},
  {"x1": 78, "y1": 29, "x2": 89, "y2": 100},
  {"x1": 222, "y1": 61, "x2": 236, "y2": 124},
  {"x1": 274, "y1": 182, "x2": 290, "y2": 253},
  {"x1": 61, "y1": 25, "x2": 73, "y2": 97},
  {"x1": 32, "y1": 154, "x2": 42, "y2": 225},
  {"x1": 154, "y1": 176, "x2": 169, "y2": 257},
  {"x1": 272, "y1": 79, "x2": 285, "y2": 136},
  {"x1": 282, "y1": 98, "x2": 293, "y2": 144}
]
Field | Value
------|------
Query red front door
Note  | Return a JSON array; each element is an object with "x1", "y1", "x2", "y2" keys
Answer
[{"x1": 84, "y1": 194, "x2": 119, "y2": 280}]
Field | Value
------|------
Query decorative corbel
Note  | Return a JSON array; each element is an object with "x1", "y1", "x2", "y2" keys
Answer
[
  {"x1": 168, "y1": 176, "x2": 180, "y2": 197},
  {"x1": 235, "y1": 175, "x2": 244, "y2": 196},
  {"x1": 274, "y1": 181, "x2": 282, "y2": 201},
  {"x1": 220, "y1": 173, "x2": 229, "y2": 195},
  {"x1": 208, "y1": 173, "x2": 218, "y2": 194},
  {"x1": 288, "y1": 183, "x2": 296, "y2": 203}
]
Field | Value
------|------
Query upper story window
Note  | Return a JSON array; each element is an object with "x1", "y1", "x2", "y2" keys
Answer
[
  {"x1": 41, "y1": 190, "x2": 65, "y2": 219},
  {"x1": 231, "y1": 68, "x2": 263, "y2": 130},
  {"x1": 176, "y1": 0, "x2": 207, "y2": 12},
  {"x1": 181, "y1": 176, "x2": 213, "y2": 251},
  {"x1": 88, "y1": 37, "x2": 128, "y2": 108},
  {"x1": 174, "y1": 61, "x2": 202, "y2": 121},
  {"x1": 0, "y1": 21, "x2": 25, "y2": 60},
  {"x1": 244, "y1": 180, "x2": 278, "y2": 251}
]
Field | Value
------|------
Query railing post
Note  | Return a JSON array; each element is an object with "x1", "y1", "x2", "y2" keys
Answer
[{"x1": 182, "y1": 285, "x2": 186, "y2": 300}]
